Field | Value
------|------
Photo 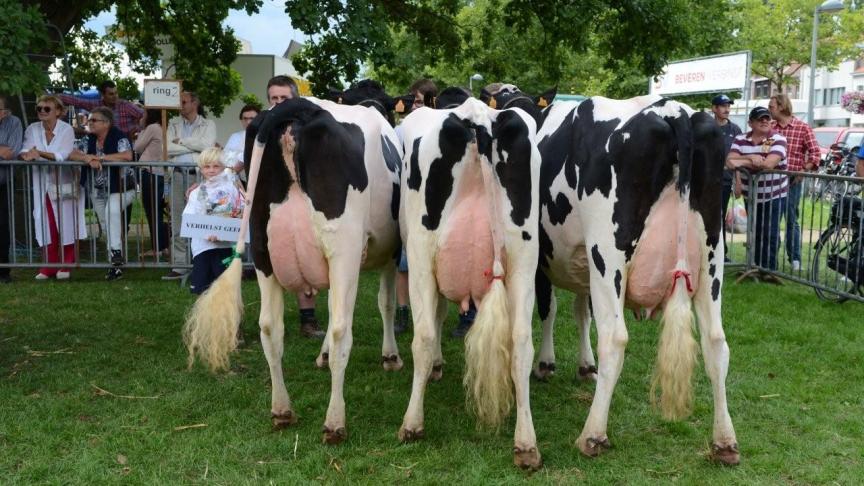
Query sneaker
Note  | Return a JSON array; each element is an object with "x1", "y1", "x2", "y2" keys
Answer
[
  {"x1": 56, "y1": 271, "x2": 71, "y2": 280},
  {"x1": 299, "y1": 315, "x2": 325, "y2": 339},
  {"x1": 394, "y1": 306, "x2": 411, "y2": 335},
  {"x1": 162, "y1": 270, "x2": 187, "y2": 281},
  {"x1": 451, "y1": 316, "x2": 474, "y2": 338},
  {"x1": 105, "y1": 267, "x2": 123, "y2": 281},
  {"x1": 35, "y1": 272, "x2": 51, "y2": 281},
  {"x1": 791, "y1": 260, "x2": 801, "y2": 271},
  {"x1": 110, "y1": 250, "x2": 124, "y2": 266}
]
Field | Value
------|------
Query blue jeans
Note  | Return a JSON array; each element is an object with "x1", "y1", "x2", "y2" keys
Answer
[
  {"x1": 784, "y1": 180, "x2": 802, "y2": 263},
  {"x1": 753, "y1": 197, "x2": 786, "y2": 271}
]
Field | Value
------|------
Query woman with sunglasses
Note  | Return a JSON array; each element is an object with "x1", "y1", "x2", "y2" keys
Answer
[
  {"x1": 19, "y1": 95, "x2": 84, "y2": 280},
  {"x1": 70, "y1": 106, "x2": 134, "y2": 281}
]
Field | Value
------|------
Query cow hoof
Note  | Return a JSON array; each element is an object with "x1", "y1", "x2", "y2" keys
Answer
[
  {"x1": 710, "y1": 443, "x2": 740, "y2": 465},
  {"x1": 398, "y1": 427, "x2": 425, "y2": 442},
  {"x1": 533, "y1": 361, "x2": 556, "y2": 381},
  {"x1": 577, "y1": 365, "x2": 598, "y2": 382},
  {"x1": 513, "y1": 446, "x2": 542, "y2": 471},
  {"x1": 271, "y1": 411, "x2": 298, "y2": 430},
  {"x1": 381, "y1": 354, "x2": 403, "y2": 371},
  {"x1": 321, "y1": 426, "x2": 347, "y2": 445},
  {"x1": 577, "y1": 436, "x2": 611, "y2": 457},
  {"x1": 430, "y1": 364, "x2": 443, "y2": 382},
  {"x1": 315, "y1": 352, "x2": 329, "y2": 369}
]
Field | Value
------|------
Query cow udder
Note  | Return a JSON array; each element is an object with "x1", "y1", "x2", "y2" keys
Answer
[{"x1": 267, "y1": 187, "x2": 330, "y2": 294}]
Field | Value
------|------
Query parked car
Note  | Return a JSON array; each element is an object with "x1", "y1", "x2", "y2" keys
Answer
[{"x1": 813, "y1": 127, "x2": 864, "y2": 156}]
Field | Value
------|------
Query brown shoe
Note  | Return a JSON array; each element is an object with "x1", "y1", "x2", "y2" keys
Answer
[{"x1": 300, "y1": 316, "x2": 325, "y2": 339}]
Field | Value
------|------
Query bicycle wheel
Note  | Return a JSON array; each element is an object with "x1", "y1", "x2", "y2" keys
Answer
[{"x1": 812, "y1": 225, "x2": 858, "y2": 303}]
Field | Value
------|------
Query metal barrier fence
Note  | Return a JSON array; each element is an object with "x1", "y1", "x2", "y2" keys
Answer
[
  {"x1": 730, "y1": 168, "x2": 863, "y2": 303},
  {"x1": 2, "y1": 161, "x2": 863, "y2": 302},
  {"x1": 0, "y1": 159, "x2": 200, "y2": 277}
]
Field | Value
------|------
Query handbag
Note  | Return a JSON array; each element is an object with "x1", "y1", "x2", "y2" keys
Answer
[{"x1": 47, "y1": 181, "x2": 77, "y2": 200}]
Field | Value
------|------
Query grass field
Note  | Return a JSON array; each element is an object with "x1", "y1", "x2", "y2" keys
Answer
[{"x1": 1, "y1": 268, "x2": 862, "y2": 484}]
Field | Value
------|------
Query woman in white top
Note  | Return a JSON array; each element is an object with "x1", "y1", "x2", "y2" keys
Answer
[{"x1": 19, "y1": 95, "x2": 85, "y2": 280}]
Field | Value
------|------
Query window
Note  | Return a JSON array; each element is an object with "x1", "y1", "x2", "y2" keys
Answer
[
  {"x1": 754, "y1": 80, "x2": 771, "y2": 99},
  {"x1": 828, "y1": 87, "x2": 844, "y2": 105},
  {"x1": 815, "y1": 89, "x2": 822, "y2": 106}
]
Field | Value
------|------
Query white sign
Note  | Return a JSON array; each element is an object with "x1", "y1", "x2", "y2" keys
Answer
[
  {"x1": 649, "y1": 51, "x2": 750, "y2": 96},
  {"x1": 180, "y1": 214, "x2": 248, "y2": 242},
  {"x1": 144, "y1": 79, "x2": 182, "y2": 109}
]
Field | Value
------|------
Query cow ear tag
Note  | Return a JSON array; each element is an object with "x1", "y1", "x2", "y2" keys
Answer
[
  {"x1": 489, "y1": 97, "x2": 497, "y2": 109},
  {"x1": 538, "y1": 97, "x2": 548, "y2": 107},
  {"x1": 395, "y1": 99, "x2": 405, "y2": 113}
]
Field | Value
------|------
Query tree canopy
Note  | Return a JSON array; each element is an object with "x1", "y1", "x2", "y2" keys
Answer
[{"x1": 4, "y1": 0, "x2": 862, "y2": 114}]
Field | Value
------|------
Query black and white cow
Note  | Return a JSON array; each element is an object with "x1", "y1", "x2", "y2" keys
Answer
[
  {"x1": 183, "y1": 96, "x2": 403, "y2": 443},
  {"x1": 330, "y1": 79, "x2": 404, "y2": 127},
  {"x1": 397, "y1": 97, "x2": 543, "y2": 469},
  {"x1": 532, "y1": 94, "x2": 738, "y2": 464}
]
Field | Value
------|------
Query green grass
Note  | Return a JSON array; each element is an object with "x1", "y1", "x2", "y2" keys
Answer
[{"x1": 1, "y1": 268, "x2": 862, "y2": 484}]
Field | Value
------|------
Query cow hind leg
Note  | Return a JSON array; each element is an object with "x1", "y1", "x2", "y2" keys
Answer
[
  {"x1": 509, "y1": 272, "x2": 542, "y2": 470},
  {"x1": 694, "y1": 242, "x2": 739, "y2": 465},
  {"x1": 533, "y1": 271, "x2": 557, "y2": 380},
  {"x1": 378, "y1": 262, "x2": 402, "y2": 371},
  {"x1": 321, "y1": 258, "x2": 361, "y2": 445},
  {"x1": 398, "y1": 249, "x2": 440, "y2": 442},
  {"x1": 257, "y1": 271, "x2": 297, "y2": 429},
  {"x1": 576, "y1": 247, "x2": 628, "y2": 458},
  {"x1": 574, "y1": 293, "x2": 597, "y2": 382}
]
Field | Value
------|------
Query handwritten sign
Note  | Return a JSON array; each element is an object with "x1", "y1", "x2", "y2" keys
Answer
[
  {"x1": 144, "y1": 79, "x2": 183, "y2": 109},
  {"x1": 180, "y1": 214, "x2": 248, "y2": 242}
]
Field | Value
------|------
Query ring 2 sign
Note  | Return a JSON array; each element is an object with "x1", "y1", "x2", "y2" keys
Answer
[
  {"x1": 144, "y1": 79, "x2": 183, "y2": 109},
  {"x1": 649, "y1": 51, "x2": 750, "y2": 97}
]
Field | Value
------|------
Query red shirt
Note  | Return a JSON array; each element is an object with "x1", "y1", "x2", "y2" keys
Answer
[
  {"x1": 57, "y1": 94, "x2": 144, "y2": 137},
  {"x1": 773, "y1": 116, "x2": 819, "y2": 172}
]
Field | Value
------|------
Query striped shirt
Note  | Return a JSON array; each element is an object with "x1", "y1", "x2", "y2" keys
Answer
[
  {"x1": 0, "y1": 113, "x2": 23, "y2": 156},
  {"x1": 730, "y1": 130, "x2": 788, "y2": 203}
]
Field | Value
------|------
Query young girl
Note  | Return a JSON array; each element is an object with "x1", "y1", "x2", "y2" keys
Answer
[{"x1": 183, "y1": 147, "x2": 244, "y2": 294}]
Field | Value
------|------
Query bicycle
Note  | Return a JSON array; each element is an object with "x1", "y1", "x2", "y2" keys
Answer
[{"x1": 811, "y1": 195, "x2": 864, "y2": 302}]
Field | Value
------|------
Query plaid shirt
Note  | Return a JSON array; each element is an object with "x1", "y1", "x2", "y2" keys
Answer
[
  {"x1": 57, "y1": 94, "x2": 144, "y2": 137},
  {"x1": 773, "y1": 116, "x2": 819, "y2": 172}
]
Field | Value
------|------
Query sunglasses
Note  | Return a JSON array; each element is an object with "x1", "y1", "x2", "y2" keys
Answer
[{"x1": 36, "y1": 106, "x2": 54, "y2": 113}]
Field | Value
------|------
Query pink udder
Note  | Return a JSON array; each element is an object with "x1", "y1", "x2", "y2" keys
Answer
[
  {"x1": 626, "y1": 186, "x2": 702, "y2": 311},
  {"x1": 435, "y1": 165, "x2": 502, "y2": 308},
  {"x1": 267, "y1": 189, "x2": 329, "y2": 293}
]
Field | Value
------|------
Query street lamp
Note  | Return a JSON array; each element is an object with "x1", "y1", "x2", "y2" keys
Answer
[
  {"x1": 807, "y1": 0, "x2": 845, "y2": 126},
  {"x1": 469, "y1": 73, "x2": 483, "y2": 93}
]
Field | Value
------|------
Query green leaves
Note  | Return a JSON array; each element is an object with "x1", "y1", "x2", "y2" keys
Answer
[{"x1": 0, "y1": 0, "x2": 50, "y2": 94}]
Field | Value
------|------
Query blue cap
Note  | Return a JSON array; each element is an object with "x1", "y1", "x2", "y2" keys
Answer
[
  {"x1": 712, "y1": 94, "x2": 733, "y2": 106},
  {"x1": 749, "y1": 106, "x2": 771, "y2": 121}
]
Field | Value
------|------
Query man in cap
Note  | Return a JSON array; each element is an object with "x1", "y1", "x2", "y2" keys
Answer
[{"x1": 712, "y1": 94, "x2": 742, "y2": 262}]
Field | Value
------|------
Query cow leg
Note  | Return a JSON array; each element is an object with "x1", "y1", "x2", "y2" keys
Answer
[
  {"x1": 256, "y1": 271, "x2": 297, "y2": 429},
  {"x1": 574, "y1": 293, "x2": 597, "y2": 382},
  {"x1": 509, "y1": 272, "x2": 542, "y2": 470},
  {"x1": 378, "y1": 262, "x2": 403, "y2": 371},
  {"x1": 694, "y1": 242, "x2": 739, "y2": 465},
  {"x1": 429, "y1": 296, "x2": 447, "y2": 382},
  {"x1": 321, "y1": 256, "x2": 361, "y2": 445},
  {"x1": 398, "y1": 246, "x2": 439, "y2": 442},
  {"x1": 576, "y1": 247, "x2": 628, "y2": 458},
  {"x1": 533, "y1": 270, "x2": 557, "y2": 380}
]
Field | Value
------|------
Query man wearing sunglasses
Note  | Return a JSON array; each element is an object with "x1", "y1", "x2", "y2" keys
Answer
[
  {"x1": 0, "y1": 96, "x2": 23, "y2": 283},
  {"x1": 57, "y1": 80, "x2": 144, "y2": 138},
  {"x1": 727, "y1": 106, "x2": 789, "y2": 280}
]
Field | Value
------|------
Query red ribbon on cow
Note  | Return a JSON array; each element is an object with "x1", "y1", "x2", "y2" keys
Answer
[
  {"x1": 483, "y1": 269, "x2": 504, "y2": 283},
  {"x1": 669, "y1": 269, "x2": 693, "y2": 295}
]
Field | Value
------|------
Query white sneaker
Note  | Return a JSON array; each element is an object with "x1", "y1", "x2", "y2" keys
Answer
[
  {"x1": 791, "y1": 260, "x2": 801, "y2": 271},
  {"x1": 56, "y1": 271, "x2": 70, "y2": 280},
  {"x1": 34, "y1": 273, "x2": 51, "y2": 281}
]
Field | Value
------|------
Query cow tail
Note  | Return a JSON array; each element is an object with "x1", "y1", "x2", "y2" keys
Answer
[
  {"x1": 463, "y1": 143, "x2": 514, "y2": 428},
  {"x1": 183, "y1": 141, "x2": 264, "y2": 372},
  {"x1": 650, "y1": 104, "x2": 698, "y2": 420}
]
